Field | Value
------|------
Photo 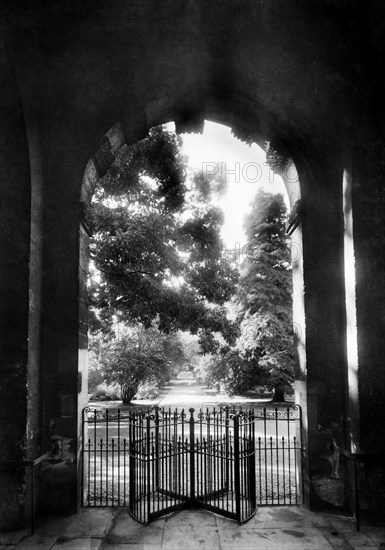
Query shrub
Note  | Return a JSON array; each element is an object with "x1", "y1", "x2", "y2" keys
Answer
[
  {"x1": 134, "y1": 379, "x2": 160, "y2": 400},
  {"x1": 88, "y1": 367, "x2": 105, "y2": 394},
  {"x1": 91, "y1": 382, "x2": 121, "y2": 401}
]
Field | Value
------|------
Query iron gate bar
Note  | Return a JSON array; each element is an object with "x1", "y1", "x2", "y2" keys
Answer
[
  {"x1": 193, "y1": 407, "x2": 241, "y2": 522},
  {"x1": 189, "y1": 408, "x2": 194, "y2": 504},
  {"x1": 234, "y1": 415, "x2": 241, "y2": 520},
  {"x1": 82, "y1": 404, "x2": 303, "y2": 523}
]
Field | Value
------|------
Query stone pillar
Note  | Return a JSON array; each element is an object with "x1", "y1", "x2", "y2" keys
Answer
[
  {"x1": 0, "y1": 38, "x2": 32, "y2": 530},
  {"x1": 37, "y1": 134, "x2": 90, "y2": 514},
  {"x1": 349, "y1": 126, "x2": 385, "y2": 520},
  {"x1": 298, "y1": 158, "x2": 349, "y2": 510},
  {"x1": 36, "y1": 115, "x2": 125, "y2": 514}
]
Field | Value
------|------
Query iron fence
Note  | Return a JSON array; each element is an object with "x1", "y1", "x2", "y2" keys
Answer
[{"x1": 82, "y1": 404, "x2": 302, "y2": 524}]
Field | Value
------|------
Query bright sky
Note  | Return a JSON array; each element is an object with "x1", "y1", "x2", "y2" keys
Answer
[{"x1": 173, "y1": 121, "x2": 287, "y2": 248}]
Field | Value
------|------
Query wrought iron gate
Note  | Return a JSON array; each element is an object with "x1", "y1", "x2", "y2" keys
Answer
[{"x1": 82, "y1": 405, "x2": 302, "y2": 524}]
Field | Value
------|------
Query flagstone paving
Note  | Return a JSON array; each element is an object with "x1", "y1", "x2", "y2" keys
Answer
[
  {"x1": 1, "y1": 506, "x2": 384, "y2": 550},
  {"x1": 2, "y1": 387, "x2": 384, "y2": 549}
]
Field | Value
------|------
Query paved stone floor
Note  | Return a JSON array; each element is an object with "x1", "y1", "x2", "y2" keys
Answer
[{"x1": 1, "y1": 506, "x2": 384, "y2": 550}]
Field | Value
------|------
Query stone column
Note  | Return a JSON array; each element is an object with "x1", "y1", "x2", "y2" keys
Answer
[
  {"x1": 349, "y1": 125, "x2": 385, "y2": 520},
  {"x1": 298, "y1": 157, "x2": 349, "y2": 510},
  {"x1": 36, "y1": 129, "x2": 91, "y2": 514},
  {"x1": 35, "y1": 113, "x2": 126, "y2": 514},
  {"x1": 0, "y1": 38, "x2": 32, "y2": 530}
]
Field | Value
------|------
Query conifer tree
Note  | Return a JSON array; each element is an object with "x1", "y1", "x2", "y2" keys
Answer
[{"x1": 237, "y1": 189, "x2": 295, "y2": 401}]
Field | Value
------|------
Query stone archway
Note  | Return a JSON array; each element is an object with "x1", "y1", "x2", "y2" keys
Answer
[
  {"x1": 3, "y1": 0, "x2": 384, "y2": 529},
  {"x1": 80, "y1": 99, "x2": 347, "y2": 514}
]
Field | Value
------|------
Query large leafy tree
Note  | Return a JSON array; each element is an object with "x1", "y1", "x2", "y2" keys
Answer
[{"x1": 89, "y1": 126, "x2": 239, "y2": 354}]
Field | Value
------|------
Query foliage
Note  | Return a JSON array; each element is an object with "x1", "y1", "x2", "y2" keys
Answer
[
  {"x1": 88, "y1": 367, "x2": 105, "y2": 395},
  {"x1": 207, "y1": 189, "x2": 295, "y2": 400},
  {"x1": 237, "y1": 189, "x2": 295, "y2": 399},
  {"x1": 88, "y1": 329, "x2": 109, "y2": 396},
  {"x1": 97, "y1": 324, "x2": 186, "y2": 404},
  {"x1": 205, "y1": 347, "x2": 266, "y2": 396},
  {"x1": 88, "y1": 127, "x2": 294, "y2": 401},
  {"x1": 89, "y1": 125, "x2": 239, "y2": 353},
  {"x1": 265, "y1": 141, "x2": 289, "y2": 175},
  {"x1": 91, "y1": 382, "x2": 121, "y2": 401},
  {"x1": 134, "y1": 380, "x2": 160, "y2": 400}
]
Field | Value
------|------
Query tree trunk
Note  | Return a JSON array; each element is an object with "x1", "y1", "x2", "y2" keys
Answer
[
  {"x1": 121, "y1": 383, "x2": 137, "y2": 404},
  {"x1": 272, "y1": 387, "x2": 286, "y2": 402}
]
